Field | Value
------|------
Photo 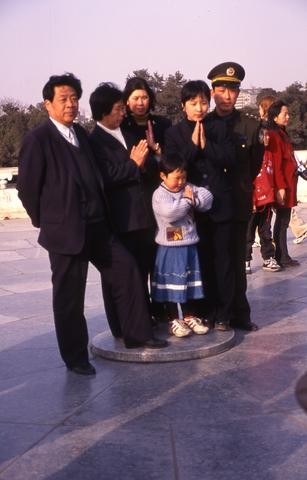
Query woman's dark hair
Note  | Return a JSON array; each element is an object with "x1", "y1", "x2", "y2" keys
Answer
[
  {"x1": 90, "y1": 82, "x2": 123, "y2": 120},
  {"x1": 42, "y1": 73, "x2": 82, "y2": 101},
  {"x1": 159, "y1": 153, "x2": 187, "y2": 175},
  {"x1": 181, "y1": 80, "x2": 211, "y2": 105},
  {"x1": 267, "y1": 100, "x2": 288, "y2": 129},
  {"x1": 123, "y1": 77, "x2": 156, "y2": 112}
]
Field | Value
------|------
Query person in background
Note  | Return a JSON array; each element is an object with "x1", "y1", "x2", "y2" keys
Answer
[
  {"x1": 151, "y1": 154, "x2": 213, "y2": 337},
  {"x1": 17, "y1": 74, "x2": 167, "y2": 378},
  {"x1": 207, "y1": 62, "x2": 263, "y2": 331},
  {"x1": 245, "y1": 95, "x2": 281, "y2": 274},
  {"x1": 267, "y1": 100, "x2": 299, "y2": 268},
  {"x1": 89, "y1": 82, "x2": 161, "y2": 324},
  {"x1": 164, "y1": 80, "x2": 236, "y2": 331},
  {"x1": 290, "y1": 208, "x2": 307, "y2": 244}
]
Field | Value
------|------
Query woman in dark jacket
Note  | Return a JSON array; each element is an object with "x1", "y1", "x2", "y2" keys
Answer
[
  {"x1": 121, "y1": 76, "x2": 171, "y2": 157},
  {"x1": 89, "y1": 82, "x2": 159, "y2": 315},
  {"x1": 165, "y1": 80, "x2": 236, "y2": 330},
  {"x1": 267, "y1": 100, "x2": 299, "y2": 267},
  {"x1": 121, "y1": 77, "x2": 171, "y2": 321}
]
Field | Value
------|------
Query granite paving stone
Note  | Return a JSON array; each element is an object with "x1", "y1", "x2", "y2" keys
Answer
[{"x1": 0, "y1": 207, "x2": 307, "y2": 480}]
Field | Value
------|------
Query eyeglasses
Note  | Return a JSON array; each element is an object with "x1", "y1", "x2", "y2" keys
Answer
[{"x1": 112, "y1": 105, "x2": 126, "y2": 113}]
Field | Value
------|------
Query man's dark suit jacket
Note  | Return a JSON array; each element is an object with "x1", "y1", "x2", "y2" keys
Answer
[
  {"x1": 17, "y1": 119, "x2": 105, "y2": 255},
  {"x1": 89, "y1": 125, "x2": 158, "y2": 233}
]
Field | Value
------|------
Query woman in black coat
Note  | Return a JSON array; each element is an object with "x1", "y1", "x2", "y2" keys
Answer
[
  {"x1": 89, "y1": 82, "x2": 159, "y2": 318},
  {"x1": 121, "y1": 76, "x2": 171, "y2": 157},
  {"x1": 165, "y1": 80, "x2": 236, "y2": 330},
  {"x1": 121, "y1": 77, "x2": 172, "y2": 321}
]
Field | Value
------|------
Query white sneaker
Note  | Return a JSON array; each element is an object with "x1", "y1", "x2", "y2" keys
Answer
[
  {"x1": 169, "y1": 319, "x2": 192, "y2": 337},
  {"x1": 245, "y1": 261, "x2": 252, "y2": 274},
  {"x1": 293, "y1": 231, "x2": 307, "y2": 244},
  {"x1": 183, "y1": 317, "x2": 209, "y2": 335},
  {"x1": 263, "y1": 257, "x2": 281, "y2": 272}
]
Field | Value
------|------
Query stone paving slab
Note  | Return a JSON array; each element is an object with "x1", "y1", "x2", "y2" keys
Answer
[
  {"x1": 0, "y1": 250, "x2": 28, "y2": 262},
  {"x1": 0, "y1": 207, "x2": 307, "y2": 480}
]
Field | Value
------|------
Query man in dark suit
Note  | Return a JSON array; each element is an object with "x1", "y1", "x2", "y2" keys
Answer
[
  {"x1": 17, "y1": 73, "x2": 167, "y2": 376},
  {"x1": 207, "y1": 62, "x2": 263, "y2": 331}
]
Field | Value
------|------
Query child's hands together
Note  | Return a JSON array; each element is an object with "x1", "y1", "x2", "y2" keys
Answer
[{"x1": 183, "y1": 185, "x2": 194, "y2": 205}]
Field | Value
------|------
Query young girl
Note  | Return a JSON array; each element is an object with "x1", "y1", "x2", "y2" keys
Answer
[{"x1": 151, "y1": 154, "x2": 213, "y2": 337}]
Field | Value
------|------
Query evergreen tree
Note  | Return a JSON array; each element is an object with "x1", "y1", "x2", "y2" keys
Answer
[
  {"x1": 0, "y1": 75, "x2": 306, "y2": 168},
  {"x1": 0, "y1": 101, "x2": 28, "y2": 167}
]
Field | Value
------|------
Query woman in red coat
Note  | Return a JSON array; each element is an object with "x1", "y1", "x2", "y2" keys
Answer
[{"x1": 267, "y1": 100, "x2": 299, "y2": 268}]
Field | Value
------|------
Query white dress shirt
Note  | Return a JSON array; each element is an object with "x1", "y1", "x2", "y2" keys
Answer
[
  {"x1": 97, "y1": 122, "x2": 127, "y2": 149},
  {"x1": 49, "y1": 117, "x2": 79, "y2": 147}
]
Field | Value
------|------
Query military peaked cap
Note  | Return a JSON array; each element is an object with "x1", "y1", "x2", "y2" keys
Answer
[{"x1": 207, "y1": 62, "x2": 245, "y2": 88}]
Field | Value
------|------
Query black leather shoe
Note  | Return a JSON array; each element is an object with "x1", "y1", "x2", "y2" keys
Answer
[
  {"x1": 214, "y1": 322, "x2": 231, "y2": 332},
  {"x1": 280, "y1": 258, "x2": 300, "y2": 268},
  {"x1": 234, "y1": 321, "x2": 259, "y2": 332},
  {"x1": 67, "y1": 362, "x2": 96, "y2": 376},
  {"x1": 144, "y1": 337, "x2": 169, "y2": 348},
  {"x1": 202, "y1": 318, "x2": 214, "y2": 329},
  {"x1": 125, "y1": 337, "x2": 169, "y2": 349}
]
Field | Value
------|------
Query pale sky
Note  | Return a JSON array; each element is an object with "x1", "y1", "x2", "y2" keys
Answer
[{"x1": 1, "y1": 0, "x2": 306, "y2": 114}]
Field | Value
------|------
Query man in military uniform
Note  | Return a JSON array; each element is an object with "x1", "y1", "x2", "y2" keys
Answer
[{"x1": 206, "y1": 62, "x2": 263, "y2": 331}]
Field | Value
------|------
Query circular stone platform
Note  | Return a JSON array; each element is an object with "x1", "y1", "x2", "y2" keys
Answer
[
  {"x1": 295, "y1": 372, "x2": 307, "y2": 412},
  {"x1": 91, "y1": 323, "x2": 235, "y2": 363}
]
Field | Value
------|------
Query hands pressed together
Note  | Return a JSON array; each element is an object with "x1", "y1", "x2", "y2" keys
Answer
[
  {"x1": 146, "y1": 120, "x2": 161, "y2": 155},
  {"x1": 130, "y1": 139, "x2": 149, "y2": 167},
  {"x1": 192, "y1": 121, "x2": 206, "y2": 150},
  {"x1": 183, "y1": 185, "x2": 195, "y2": 205},
  {"x1": 130, "y1": 120, "x2": 162, "y2": 167}
]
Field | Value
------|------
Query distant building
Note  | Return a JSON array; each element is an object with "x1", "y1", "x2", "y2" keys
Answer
[
  {"x1": 76, "y1": 110, "x2": 91, "y2": 124},
  {"x1": 235, "y1": 88, "x2": 261, "y2": 109}
]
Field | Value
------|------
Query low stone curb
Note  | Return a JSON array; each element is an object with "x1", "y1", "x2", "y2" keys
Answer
[{"x1": 91, "y1": 323, "x2": 236, "y2": 363}]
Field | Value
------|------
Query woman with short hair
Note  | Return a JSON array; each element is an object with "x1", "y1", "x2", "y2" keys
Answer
[
  {"x1": 164, "y1": 80, "x2": 236, "y2": 330},
  {"x1": 89, "y1": 82, "x2": 160, "y2": 319}
]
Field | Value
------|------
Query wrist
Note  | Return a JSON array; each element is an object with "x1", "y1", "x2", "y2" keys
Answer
[{"x1": 152, "y1": 144, "x2": 161, "y2": 154}]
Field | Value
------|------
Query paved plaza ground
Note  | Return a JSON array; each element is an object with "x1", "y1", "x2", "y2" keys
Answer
[{"x1": 0, "y1": 206, "x2": 307, "y2": 480}]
